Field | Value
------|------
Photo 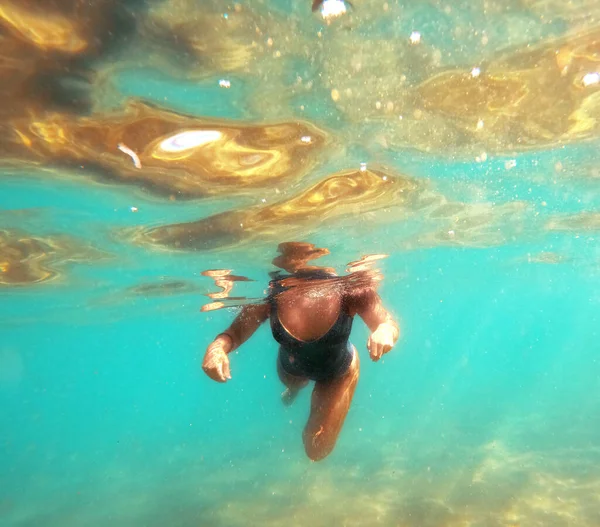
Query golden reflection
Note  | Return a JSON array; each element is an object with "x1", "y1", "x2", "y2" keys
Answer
[
  {"x1": 0, "y1": 33, "x2": 84, "y2": 118},
  {"x1": 0, "y1": 228, "x2": 105, "y2": 286},
  {"x1": 0, "y1": 2, "x2": 88, "y2": 54},
  {"x1": 135, "y1": 166, "x2": 420, "y2": 250},
  {"x1": 0, "y1": 0, "x2": 145, "y2": 117},
  {"x1": 4, "y1": 100, "x2": 327, "y2": 198},
  {"x1": 415, "y1": 26, "x2": 600, "y2": 151},
  {"x1": 0, "y1": 0, "x2": 139, "y2": 57}
]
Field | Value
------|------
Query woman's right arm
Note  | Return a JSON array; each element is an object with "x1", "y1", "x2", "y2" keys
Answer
[{"x1": 202, "y1": 303, "x2": 270, "y2": 383}]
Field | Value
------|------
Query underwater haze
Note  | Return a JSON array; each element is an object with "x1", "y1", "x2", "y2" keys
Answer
[{"x1": 1, "y1": 0, "x2": 600, "y2": 525}]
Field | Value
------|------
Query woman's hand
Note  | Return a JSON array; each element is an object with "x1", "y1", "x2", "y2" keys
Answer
[
  {"x1": 367, "y1": 322, "x2": 397, "y2": 362},
  {"x1": 202, "y1": 335, "x2": 233, "y2": 382}
]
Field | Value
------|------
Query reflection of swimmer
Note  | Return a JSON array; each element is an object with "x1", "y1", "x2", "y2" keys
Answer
[
  {"x1": 201, "y1": 242, "x2": 400, "y2": 461},
  {"x1": 200, "y1": 269, "x2": 254, "y2": 312}
]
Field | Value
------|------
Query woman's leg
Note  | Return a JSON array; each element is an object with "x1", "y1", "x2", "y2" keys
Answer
[
  {"x1": 303, "y1": 348, "x2": 360, "y2": 461},
  {"x1": 277, "y1": 355, "x2": 309, "y2": 406}
]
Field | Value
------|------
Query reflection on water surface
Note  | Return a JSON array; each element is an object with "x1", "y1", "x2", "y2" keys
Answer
[
  {"x1": 0, "y1": 228, "x2": 106, "y2": 286},
  {"x1": 1, "y1": 0, "x2": 600, "y2": 526}
]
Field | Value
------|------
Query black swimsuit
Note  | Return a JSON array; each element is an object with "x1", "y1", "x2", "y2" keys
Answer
[{"x1": 268, "y1": 270, "x2": 355, "y2": 382}]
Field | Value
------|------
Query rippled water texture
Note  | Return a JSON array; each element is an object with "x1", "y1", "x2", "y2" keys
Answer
[{"x1": 1, "y1": 0, "x2": 599, "y2": 526}]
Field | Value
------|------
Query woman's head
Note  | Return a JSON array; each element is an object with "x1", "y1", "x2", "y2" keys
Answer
[{"x1": 271, "y1": 241, "x2": 334, "y2": 274}]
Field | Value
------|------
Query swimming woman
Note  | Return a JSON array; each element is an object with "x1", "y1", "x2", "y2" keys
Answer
[{"x1": 201, "y1": 242, "x2": 399, "y2": 461}]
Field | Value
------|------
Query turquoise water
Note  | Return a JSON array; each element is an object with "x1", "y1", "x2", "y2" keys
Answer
[{"x1": 2, "y1": 1, "x2": 600, "y2": 525}]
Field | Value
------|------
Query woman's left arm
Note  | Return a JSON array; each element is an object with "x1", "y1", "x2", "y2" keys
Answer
[{"x1": 349, "y1": 288, "x2": 400, "y2": 362}]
